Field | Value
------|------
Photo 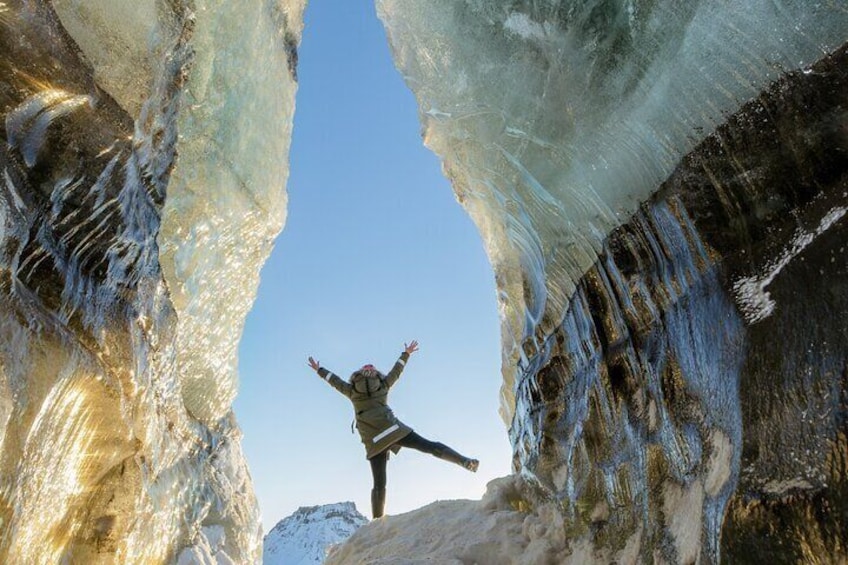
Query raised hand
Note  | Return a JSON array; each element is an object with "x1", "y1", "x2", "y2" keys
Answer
[
  {"x1": 404, "y1": 340, "x2": 419, "y2": 355},
  {"x1": 307, "y1": 356, "x2": 320, "y2": 372}
]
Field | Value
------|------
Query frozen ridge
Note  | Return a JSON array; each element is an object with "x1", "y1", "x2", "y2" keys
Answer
[{"x1": 264, "y1": 503, "x2": 368, "y2": 565}]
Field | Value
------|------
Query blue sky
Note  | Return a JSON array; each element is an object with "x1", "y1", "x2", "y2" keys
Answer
[{"x1": 234, "y1": 0, "x2": 512, "y2": 532}]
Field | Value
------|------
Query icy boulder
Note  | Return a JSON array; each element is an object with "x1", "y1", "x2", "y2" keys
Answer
[
  {"x1": 264, "y1": 502, "x2": 369, "y2": 565},
  {"x1": 327, "y1": 476, "x2": 646, "y2": 564},
  {"x1": 377, "y1": 1, "x2": 848, "y2": 562},
  {"x1": 0, "y1": 1, "x2": 303, "y2": 562}
]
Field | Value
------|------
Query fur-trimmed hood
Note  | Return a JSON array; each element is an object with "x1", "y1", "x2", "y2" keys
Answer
[{"x1": 349, "y1": 368, "x2": 386, "y2": 395}]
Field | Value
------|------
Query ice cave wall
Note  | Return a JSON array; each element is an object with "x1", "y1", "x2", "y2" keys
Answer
[
  {"x1": 2, "y1": 0, "x2": 846, "y2": 563},
  {"x1": 0, "y1": 1, "x2": 304, "y2": 563},
  {"x1": 377, "y1": 1, "x2": 848, "y2": 562}
]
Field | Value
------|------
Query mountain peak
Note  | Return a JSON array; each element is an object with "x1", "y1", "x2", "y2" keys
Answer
[{"x1": 264, "y1": 502, "x2": 368, "y2": 565}]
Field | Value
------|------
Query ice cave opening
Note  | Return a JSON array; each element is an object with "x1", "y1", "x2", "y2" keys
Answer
[
  {"x1": 233, "y1": 0, "x2": 512, "y2": 537},
  {"x1": 0, "y1": 1, "x2": 846, "y2": 564}
]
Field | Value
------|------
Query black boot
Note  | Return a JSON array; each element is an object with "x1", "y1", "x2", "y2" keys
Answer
[
  {"x1": 434, "y1": 442, "x2": 478, "y2": 471},
  {"x1": 371, "y1": 488, "x2": 386, "y2": 519}
]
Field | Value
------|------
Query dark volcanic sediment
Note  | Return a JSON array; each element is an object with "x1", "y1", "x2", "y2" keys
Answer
[{"x1": 511, "y1": 44, "x2": 847, "y2": 562}]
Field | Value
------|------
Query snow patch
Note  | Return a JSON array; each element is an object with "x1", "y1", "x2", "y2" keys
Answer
[
  {"x1": 264, "y1": 502, "x2": 368, "y2": 565},
  {"x1": 734, "y1": 206, "x2": 846, "y2": 323},
  {"x1": 326, "y1": 476, "x2": 638, "y2": 564},
  {"x1": 761, "y1": 478, "x2": 814, "y2": 496}
]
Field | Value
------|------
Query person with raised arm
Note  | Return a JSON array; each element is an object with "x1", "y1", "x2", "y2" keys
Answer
[{"x1": 308, "y1": 340, "x2": 479, "y2": 519}]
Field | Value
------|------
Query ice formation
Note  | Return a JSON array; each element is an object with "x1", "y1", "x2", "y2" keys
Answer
[
  {"x1": 372, "y1": 1, "x2": 848, "y2": 562},
  {"x1": 2, "y1": 0, "x2": 847, "y2": 562},
  {"x1": 0, "y1": 0, "x2": 304, "y2": 562}
]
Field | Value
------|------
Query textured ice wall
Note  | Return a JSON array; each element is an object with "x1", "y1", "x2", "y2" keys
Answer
[
  {"x1": 377, "y1": 1, "x2": 848, "y2": 562},
  {"x1": 53, "y1": 0, "x2": 304, "y2": 425},
  {"x1": 158, "y1": 0, "x2": 303, "y2": 424},
  {"x1": 377, "y1": 0, "x2": 848, "y2": 422},
  {"x1": 0, "y1": 0, "x2": 304, "y2": 562}
]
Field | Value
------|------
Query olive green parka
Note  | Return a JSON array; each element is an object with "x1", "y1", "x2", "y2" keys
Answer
[{"x1": 318, "y1": 351, "x2": 412, "y2": 459}]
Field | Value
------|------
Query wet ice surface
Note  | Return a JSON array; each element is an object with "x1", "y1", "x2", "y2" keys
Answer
[
  {"x1": 377, "y1": 0, "x2": 848, "y2": 421},
  {"x1": 0, "y1": 1, "x2": 304, "y2": 562},
  {"x1": 376, "y1": 1, "x2": 848, "y2": 562},
  {"x1": 1, "y1": 0, "x2": 846, "y2": 562}
]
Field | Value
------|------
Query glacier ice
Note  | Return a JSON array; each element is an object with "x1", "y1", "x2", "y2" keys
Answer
[
  {"x1": 0, "y1": 0, "x2": 304, "y2": 562},
  {"x1": 377, "y1": 0, "x2": 848, "y2": 422},
  {"x1": 376, "y1": 1, "x2": 848, "y2": 562},
  {"x1": 2, "y1": 0, "x2": 847, "y2": 562},
  {"x1": 158, "y1": 0, "x2": 303, "y2": 425}
]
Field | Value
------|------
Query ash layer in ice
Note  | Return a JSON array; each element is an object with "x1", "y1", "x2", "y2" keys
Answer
[
  {"x1": 508, "y1": 48, "x2": 848, "y2": 563},
  {"x1": 362, "y1": 1, "x2": 848, "y2": 563},
  {"x1": 0, "y1": 1, "x2": 304, "y2": 563}
]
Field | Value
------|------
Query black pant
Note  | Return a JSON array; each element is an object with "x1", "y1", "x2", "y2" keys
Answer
[{"x1": 368, "y1": 431, "x2": 466, "y2": 490}]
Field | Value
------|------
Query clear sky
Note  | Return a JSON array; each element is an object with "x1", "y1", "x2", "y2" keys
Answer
[{"x1": 234, "y1": 0, "x2": 513, "y2": 533}]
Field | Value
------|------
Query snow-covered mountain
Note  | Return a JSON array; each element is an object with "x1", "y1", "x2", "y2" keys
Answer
[{"x1": 263, "y1": 502, "x2": 368, "y2": 565}]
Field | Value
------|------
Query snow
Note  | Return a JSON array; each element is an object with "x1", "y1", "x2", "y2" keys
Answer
[
  {"x1": 733, "y1": 206, "x2": 847, "y2": 324},
  {"x1": 325, "y1": 476, "x2": 641, "y2": 565},
  {"x1": 264, "y1": 502, "x2": 368, "y2": 565}
]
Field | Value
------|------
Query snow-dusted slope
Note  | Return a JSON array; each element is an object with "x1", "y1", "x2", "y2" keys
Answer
[
  {"x1": 326, "y1": 477, "x2": 581, "y2": 565},
  {"x1": 264, "y1": 503, "x2": 368, "y2": 565}
]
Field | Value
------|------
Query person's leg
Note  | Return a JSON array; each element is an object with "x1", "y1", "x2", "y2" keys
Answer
[
  {"x1": 396, "y1": 431, "x2": 479, "y2": 471},
  {"x1": 369, "y1": 452, "x2": 388, "y2": 518}
]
